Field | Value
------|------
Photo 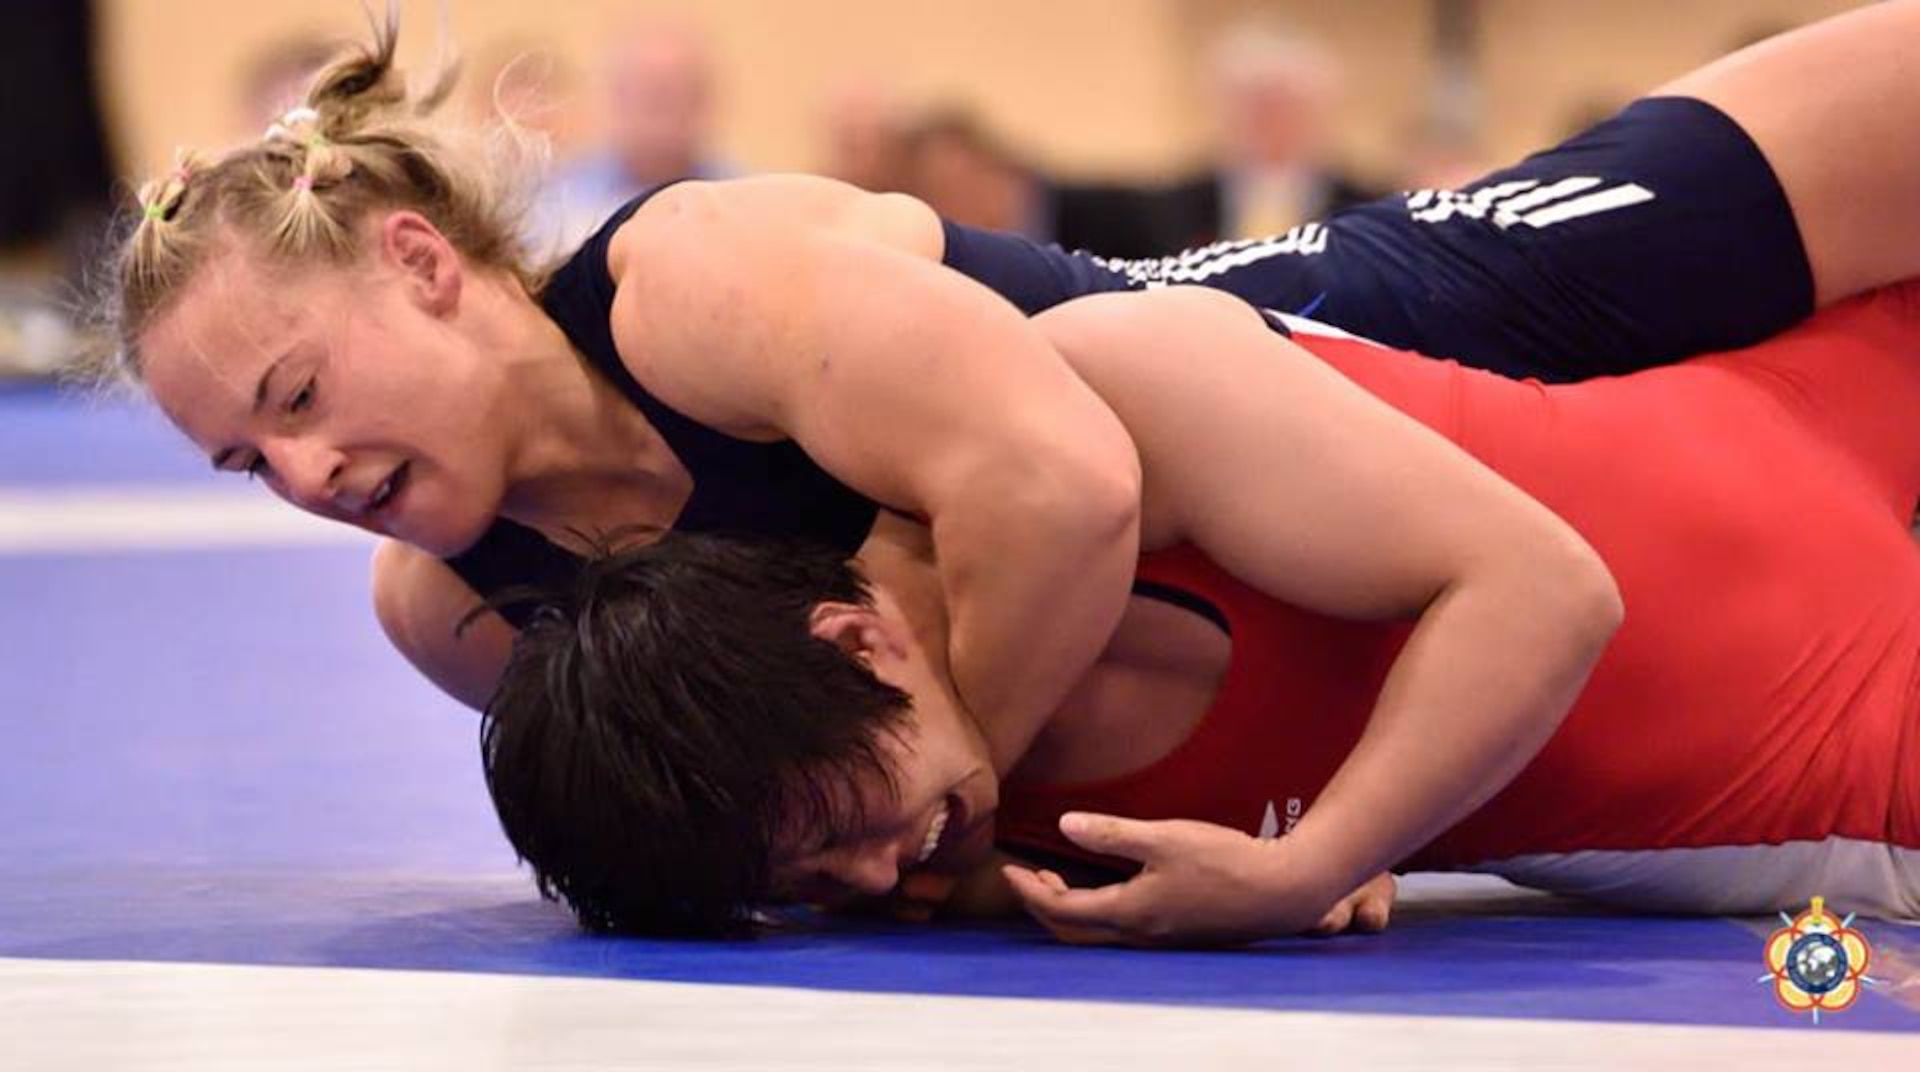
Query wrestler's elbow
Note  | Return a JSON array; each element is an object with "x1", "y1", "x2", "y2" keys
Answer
[
  {"x1": 1516, "y1": 527, "x2": 1625, "y2": 662},
  {"x1": 1010, "y1": 431, "x2": 1142, "y2": 552},
  {"x1": 1074, "y1": 439, "x2": 1144, "y2": 542},
  {"x1": 370, "y1": 540, "x2": 511, "y2": 712}
]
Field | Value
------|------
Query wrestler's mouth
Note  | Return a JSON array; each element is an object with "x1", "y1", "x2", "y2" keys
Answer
[
  {"x1": 367, "y1": 462, "x2": 410, "y2": 522},
  {"x1": 916, "y1": 794, "x2": 968, "y2": 866},
  {"x1": 916, "y1": 799, "x2": 951, "y2": 865}
]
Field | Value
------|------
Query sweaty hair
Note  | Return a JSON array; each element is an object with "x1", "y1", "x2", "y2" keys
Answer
[
  {"x1": 91, "y1": 1, "x2": 541, "y2": 385},
  {"x1": 481, "y1": 532, "x2": 912, "y2": 936}
]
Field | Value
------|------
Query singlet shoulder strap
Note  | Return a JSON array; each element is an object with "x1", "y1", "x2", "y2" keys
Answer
[
  {"x1": 443, "y1": 518, "x2": 581, "y2": 630},
  {"x1": 538, "y1": 185, "x2": 690, "y2": 420}
]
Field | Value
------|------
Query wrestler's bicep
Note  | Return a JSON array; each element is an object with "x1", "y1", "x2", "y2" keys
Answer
[{"x1": 1042, "y1": 288, "x2": 1596, "y2": 620}]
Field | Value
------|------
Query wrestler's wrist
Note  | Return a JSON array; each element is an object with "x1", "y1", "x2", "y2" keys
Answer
[{"x1": 1262, "y1": 818, "x2": 1374, "y2": 909}]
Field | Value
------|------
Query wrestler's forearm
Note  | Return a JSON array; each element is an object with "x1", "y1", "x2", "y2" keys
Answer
[
  {"x1": 938, "y1": 468, "x2": 1142, "y2": 775},
  {"x1": 1278, "y1": 559, "x2": 1621, "y2": 900}
]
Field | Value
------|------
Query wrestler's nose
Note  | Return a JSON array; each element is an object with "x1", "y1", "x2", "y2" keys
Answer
[
  {"x1": 821, "y1": 842, "x2": 901, "y2": 899},
  {"x1": 263, "y1": 437, "x2": 347, "y2": 514}
]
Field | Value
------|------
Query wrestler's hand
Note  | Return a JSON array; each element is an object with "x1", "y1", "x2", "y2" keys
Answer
[{"x1": 1000, "y1": 812, "x2": 1347, "y2": 947}]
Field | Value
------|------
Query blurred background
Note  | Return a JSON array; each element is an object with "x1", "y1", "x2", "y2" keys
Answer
[{"x1": 0, "y1": 0, "x2": 1867, "y2": 380}]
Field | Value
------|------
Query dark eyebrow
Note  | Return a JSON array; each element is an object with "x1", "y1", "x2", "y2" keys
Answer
[{"x1": 207, "y1": 354, "x2": 291, "y2": 470}]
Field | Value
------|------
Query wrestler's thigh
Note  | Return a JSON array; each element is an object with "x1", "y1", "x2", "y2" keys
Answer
[
  {"x1": 1660, "y1": 0, "x2": 1920, "y2": 306},
  {"x1": 1160, "y1": 99, "x2": 1810, "y2": 383}
]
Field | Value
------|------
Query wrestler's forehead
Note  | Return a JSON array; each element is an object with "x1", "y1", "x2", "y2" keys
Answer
[{"x1": 140, "y1": 262, "x2": 312, "y2": 431}]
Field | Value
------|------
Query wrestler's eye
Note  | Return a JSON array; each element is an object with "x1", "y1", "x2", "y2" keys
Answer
[{"x1": 288, "y1": 377, "x2": 316, "y2": 414}]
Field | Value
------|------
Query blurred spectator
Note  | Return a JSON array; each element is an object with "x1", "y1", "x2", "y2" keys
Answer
[
  {"x1": 901, "y1": 109, "x2": 1181, "y2": 260},
  {"x1": 1150, "y1": 22, "x2": 1379, "y2": 249},
  {"x1": 533, "y1": 19, "x2": 735, "y2": 253},
  {"x1": 817, "y1": 80, "x2": 912, "y2": 194},
  {"x1": 901, "y1": 110, "x2": 1035, "y2": 235},
  {"x1": 236, "y1": 33, "x2": 342, "y2": 137},
  {"x1": 1, "y1": 0, "x2": 116, "y2": 377}
]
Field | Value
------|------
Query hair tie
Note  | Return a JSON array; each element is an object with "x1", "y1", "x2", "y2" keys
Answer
[
  {"x1": 143, "y1": 202, "x2": 168, "y2": 221},
  {"x1": 291, "y1": 174, "x2": 315, "y2": 193},
  {"x1": 265, "y1": 105, "x2": 323, "y2": 142}
]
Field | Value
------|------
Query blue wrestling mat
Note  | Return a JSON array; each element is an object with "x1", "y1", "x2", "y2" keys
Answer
[{"x1": 3, "y1": 390, "x2": 1915, "y2": 1053}]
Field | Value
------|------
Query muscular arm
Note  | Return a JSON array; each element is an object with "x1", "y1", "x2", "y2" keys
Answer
[
  {"x1": 607, "y1": 176, "x2": 1142, "y2": 774},
  {"x1": 1037, "y1": 288, "x2": 1623, "y2": 911}
]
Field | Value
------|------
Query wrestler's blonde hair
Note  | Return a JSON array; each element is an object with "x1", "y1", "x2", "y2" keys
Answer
[{"x1": 93, "y1": 1, "x2": 543, "y2": 385}]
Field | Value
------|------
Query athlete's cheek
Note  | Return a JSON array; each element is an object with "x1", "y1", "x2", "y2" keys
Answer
[{"x1": 938, "y1": 817, "x2": 997, "y2": 872}]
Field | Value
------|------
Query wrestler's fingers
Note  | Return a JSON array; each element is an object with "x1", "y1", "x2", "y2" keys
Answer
[
  {"x1": 1002, "y1": 865, "x2": 1074, "y2": 910},
  {"x1": 1309, "y1": 897, "x2": 1356, "y2": 937},
  {"x1": 1056, "y1": 812, "x2": 1165, "y2": 864},
  {"x1": 1353, "y1": 885, "x2": 1394, "y2": 933},
  {"x1": 1002, "y1": 864, "x2": 1141, "y2": 935},
  {"x1": 998, "y1": 876, "x2": 1128, "y2": 949}
]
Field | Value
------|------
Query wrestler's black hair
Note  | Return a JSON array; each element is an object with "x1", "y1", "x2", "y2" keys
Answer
[{"x1": 479, "y1": 531, "x2": 911, "y2": 937}]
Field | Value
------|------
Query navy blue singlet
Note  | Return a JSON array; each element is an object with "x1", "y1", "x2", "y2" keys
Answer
[
  {"x1": 447, "y1": 98, "x2": 1811, "y2": 623},
  {"x1": 448, "y1": 194, "x2": 879, "y2": 621}
]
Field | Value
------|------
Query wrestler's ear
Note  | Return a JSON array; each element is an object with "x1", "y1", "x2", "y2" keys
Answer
[
  {"x1": 808, "y1": 602, "x2": 905, "y2": 664},
  {"x1": 379, "y1": 210, "x2": 462, "y2": 316}
]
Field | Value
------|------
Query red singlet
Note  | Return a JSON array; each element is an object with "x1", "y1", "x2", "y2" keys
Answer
[{"x1": 999, "y1": 287, "x2": 1920, "y2": 916}]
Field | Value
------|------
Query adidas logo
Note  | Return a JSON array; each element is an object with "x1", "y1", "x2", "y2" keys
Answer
[{"x1": 1406, "y1": 176, "x2": 1656, "y2": 230}]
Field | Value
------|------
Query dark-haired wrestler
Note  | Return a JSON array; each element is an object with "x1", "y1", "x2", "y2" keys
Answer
[{"x1": 482, "y1": 283, "x2": 1920, "y2": 941}]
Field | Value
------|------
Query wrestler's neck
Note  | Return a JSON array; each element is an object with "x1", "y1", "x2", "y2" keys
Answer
[{"x1": 487, "y1": 285, "x2": 692, "y2": 550}]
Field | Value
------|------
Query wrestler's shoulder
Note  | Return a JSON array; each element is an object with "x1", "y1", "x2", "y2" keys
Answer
[{"x1": 611, "y1": 173, "x2": 939, "y2": 277}]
